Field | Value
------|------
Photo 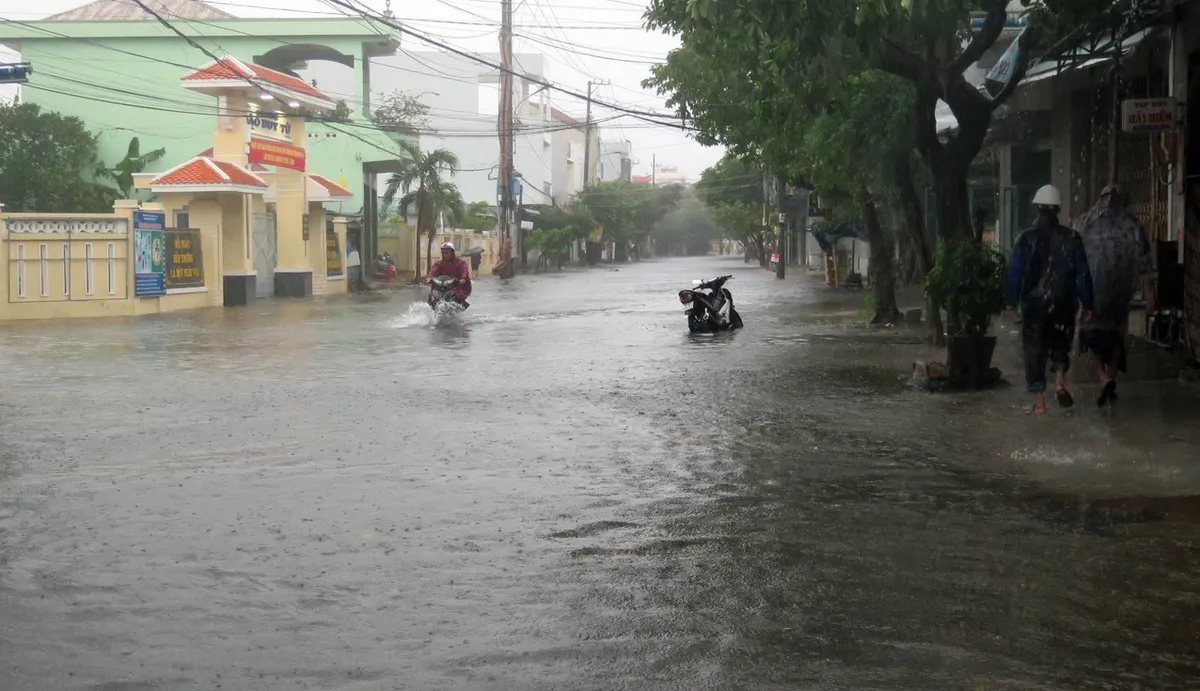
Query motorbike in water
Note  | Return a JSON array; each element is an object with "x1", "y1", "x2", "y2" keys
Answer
[
  {"x1": 427, "y1": 275, "x2": 468, "y2": 325},
  {"x1": 678, "y1": 274, "x2": 743, "y2": 333}
]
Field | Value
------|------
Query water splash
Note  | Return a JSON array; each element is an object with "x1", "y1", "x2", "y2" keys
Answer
[{"x1": 391, "y1": 303, "x2": 435, "y2": 329}]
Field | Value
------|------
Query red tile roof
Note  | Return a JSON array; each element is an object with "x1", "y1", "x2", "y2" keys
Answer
[
  {"x1": 152, "y1": 157, "x2": 268, "y2": 188},
  {"x1": 181, "y1": 56, "x2": 333, "y2": 103},
  {"x1": 309, "y1": 174, "x2": 353, "y2": 198},
  {"x1": 197, "y1": 148, "x2": 270, "y2": 172}
]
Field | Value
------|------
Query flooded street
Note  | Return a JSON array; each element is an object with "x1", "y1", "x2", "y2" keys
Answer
[{"x1": 2, "y1": 255, "x2": 1199, "y2": 690}]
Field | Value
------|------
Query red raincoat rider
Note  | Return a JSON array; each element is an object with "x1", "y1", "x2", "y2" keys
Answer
[{"x1": 428, "y1": 241, "x2": 472, "y2": 306}]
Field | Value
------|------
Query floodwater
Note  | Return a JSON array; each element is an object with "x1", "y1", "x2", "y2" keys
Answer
[{"x1": 2, "y1": 256, "x2": 1199, "y2": 690}]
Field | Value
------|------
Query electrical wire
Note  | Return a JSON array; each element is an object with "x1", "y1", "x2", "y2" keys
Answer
[
  {"x1": 318, "y1": 0, "x2": 697, "y2": 131},
  {"x1": 1, "y1": 18, "x2": 644, "y2": 140}
]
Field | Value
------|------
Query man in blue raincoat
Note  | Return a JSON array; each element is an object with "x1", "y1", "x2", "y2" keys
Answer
[{"x1": 1005, "y1": 185, "x2": 1094, "y2": 415}]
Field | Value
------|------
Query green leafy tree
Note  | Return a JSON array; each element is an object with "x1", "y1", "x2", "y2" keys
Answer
[
  {"x1": 312, "y1": 100, "x2": 353, "y2": 124},
  {"x1": 529, "y1": 203, "x2": 595, "y2": 240},
  {"x1": 653, "y1": 194, "x2": 722, "y2": 256},
  {"x1": 575, "y1": 180, "x2": 684, "y2": 260},
  {"x1": 460, "y1": 201, "x2": 495, "y2": 232},
  {"x1": 643, "y1": 0, "x2": 1091, "y2": 245},
  {"x1": 382, "y1": 140, "x2": 460, "y2": 274},
  {"x1": 373, "y1": 90, "x2": 434, "y2": 135},
  {"x1": 575, "y1": 180, "x2": 641, "y2": 257},
  {"x1": 694, "y1": 154, "x2": 763, "y2": 208},
  {"x1": 695, "y1": 155, "x2": 768, "y2": 266},
  {"x1": 710, "y1": 202, "x2": 766, "y2": 265},
  {"x1": 100, "y1": 136, "x2": 166, "y2": 200},
  {"x1": 528, "y1": 226, "x2": 576, "y2": 272},
  {"x1": 0, "y1": 102, "x2": 114, "y2": 213}
]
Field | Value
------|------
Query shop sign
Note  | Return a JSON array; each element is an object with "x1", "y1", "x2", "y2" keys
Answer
[
  {"x1": 1121, "y1": 97, "x2": 1177, "y2": 133},
  {"x1": 248, "y1": 137, "x2": 306, "y2": 171},
  {"x1": 133, "y1": 210, "x2": 166, "y2": 297},
  {"x1": 245, "y1": 113, "x2": 292, "y2": 141},
  {"x1": 164, "y1": 229, "x2": 204, "y2": 290},
  {"x1": 326, "y1": 229, "x2": 343, "y2": 277}
]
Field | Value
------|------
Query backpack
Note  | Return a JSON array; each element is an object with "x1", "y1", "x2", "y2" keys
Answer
[{"x1": 1022, "y1": 226, "x2": 1076, "y2": 317}]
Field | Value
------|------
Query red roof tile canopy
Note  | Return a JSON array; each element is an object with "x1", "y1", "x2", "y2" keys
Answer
[
  {"x1": 181, "y1": 56, "x2": 333, "y2": 103},
  {"x1": 152, "y1": 157, "x2": 267, "y2": 188},
  {"x1": 309, "y1": 174, "x2": 353, "y2": 198}
]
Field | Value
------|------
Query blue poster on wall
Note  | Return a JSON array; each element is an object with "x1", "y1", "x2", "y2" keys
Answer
[{"x1": 133, "y1": 210, "x2": 166, "y2": 297}]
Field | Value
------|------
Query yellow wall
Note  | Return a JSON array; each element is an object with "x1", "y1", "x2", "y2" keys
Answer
[
  {"x1": 435, "y1": 230, "x2": 498, "y2": 277},
  {"x1": 1, "y1": 200, "x2": 229, "y2": 321},
  {"x1": 222, "y1": 193, "x2": 252, "y2": 274},
  {"x1": 378, "y1": 222, "x2": 418, "y2": 279},
  {"x1": 327, "y1": 216, "x2": 349, "y2": 294},
  {"x1": 1, "y1": 208, "x2": 136, "y2": 320},
  {"x1": 308, "y1": 204, "x2": 332, "y2": 295}
]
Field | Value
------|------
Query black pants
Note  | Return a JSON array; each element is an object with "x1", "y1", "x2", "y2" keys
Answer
[{"x1": 1022, "y1": 315, "x2": 1074, "y2": 394}]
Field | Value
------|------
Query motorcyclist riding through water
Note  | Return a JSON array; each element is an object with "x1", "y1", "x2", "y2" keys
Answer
[{"x1": 427, "y1": 241, "x2": 472, "y2": 308}]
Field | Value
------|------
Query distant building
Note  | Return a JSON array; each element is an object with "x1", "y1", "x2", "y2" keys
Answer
[{"x1": 598, "y1": 139, "x2": 632, "y2": 182}]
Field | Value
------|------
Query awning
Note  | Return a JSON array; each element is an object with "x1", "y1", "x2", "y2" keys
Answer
[
  {"x1": 936, "y1": 25, "x2": 1158, "y2": 136},
  {"x1": 1022, "y1": 26, "x2": 1157, "y2": 84}
]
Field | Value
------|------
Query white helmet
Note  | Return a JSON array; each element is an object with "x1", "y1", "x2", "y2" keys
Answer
[
  {"x1": 1032, "y1": 185, "x2": 1062, "y2": 208},
  {"x1": 440, "y1": 241, "x2": 455, "y2": 252}
]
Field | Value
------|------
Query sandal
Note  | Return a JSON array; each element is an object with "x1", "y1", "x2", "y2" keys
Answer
[
  {"x1": 1055, "y1": 388, "x2": 1074, "y2": 408},
  {"x1": 1025, "y1": 404, "x2": 1048, "y2": 415}
]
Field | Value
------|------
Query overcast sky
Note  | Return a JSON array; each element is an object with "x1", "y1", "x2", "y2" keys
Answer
[{"x1": 0, "y1": 0, "x2": 723, "y2": 179}]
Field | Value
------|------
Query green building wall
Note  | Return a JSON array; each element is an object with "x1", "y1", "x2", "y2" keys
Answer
[{"x1": 0, "y1": 17, "x2": 409, "y2": 216}]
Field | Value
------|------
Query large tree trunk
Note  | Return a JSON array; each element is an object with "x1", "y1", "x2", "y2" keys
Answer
[
  {"x1": 861, "y1": 196, "x2": 900, "y2": 324},
  {"x1": 893, "y1": 153, "x2": 944, "y2": 344},
  {"x1": 753, "y1": 234, "x2": 767, "y2": 267}
]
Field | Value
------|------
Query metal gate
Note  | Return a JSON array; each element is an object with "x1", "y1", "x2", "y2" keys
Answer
[{"x1": 251, "y1": 212, "x2": 277, "y2": 298}]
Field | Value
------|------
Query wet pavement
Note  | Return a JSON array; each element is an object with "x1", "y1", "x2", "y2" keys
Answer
[{"x1": 2, "y1": 255, "x2": 1199, "y2": 690}]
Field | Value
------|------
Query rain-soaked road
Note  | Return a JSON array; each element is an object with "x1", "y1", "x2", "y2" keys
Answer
[{"x1": 2, "y1": 255, "x2": 1200, "y2": 690}]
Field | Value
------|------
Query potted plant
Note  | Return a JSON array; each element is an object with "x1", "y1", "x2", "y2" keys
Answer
[{"x1": 923, "y1": 240, "x2": 1007, "y2": 389}]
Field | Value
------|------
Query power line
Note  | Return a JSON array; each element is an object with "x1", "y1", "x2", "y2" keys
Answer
[
  {"x1": 0, "y1": 18, "x2": 643, "y2": 138},
  {"x1": 319, "y1": 0, "x2": 696, "y2": 131}
]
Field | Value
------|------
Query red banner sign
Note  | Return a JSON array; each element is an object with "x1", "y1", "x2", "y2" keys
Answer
[{"x1": 248, "y1": 137, "x2": 306, "y2": 171}]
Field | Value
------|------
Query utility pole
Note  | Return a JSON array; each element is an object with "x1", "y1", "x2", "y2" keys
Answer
[
  {"x1": 651, "y1": 153, "x2": 656, "y2": 186},
  {"x1": 582, "y1": 79, "x2": 608, "y2": 189},
  {"x1": 497, "y1": 0, "x2": 515, "y2": 278}
]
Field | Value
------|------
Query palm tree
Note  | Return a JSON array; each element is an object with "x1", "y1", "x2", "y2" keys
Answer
[
  {"x1": 381, "y1": 140, "x2": 460, "y2": 275},
  {"x1": 101, "y1": 137, "x2": 166, "y2": 199}
]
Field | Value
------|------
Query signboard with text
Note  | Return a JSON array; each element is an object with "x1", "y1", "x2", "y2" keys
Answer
[
  {"x1": 326, "y1": 229, "x2": 343, "y2": 277},
  {"x1": 133, "y1": 210, "x2": 166, "y2": 297},
  {"x1": 248, "y1": 137, "x2": 306, "y2": 171},
  {"x1": 245, "y1": 113, "x2": 293, "y2": 141},
  {"x1": 1121, "y1": 97, "x2": 1177, "y2": 133},
  {"x1": 164, "y1": 229, "x2": 205, "y2": 290}
]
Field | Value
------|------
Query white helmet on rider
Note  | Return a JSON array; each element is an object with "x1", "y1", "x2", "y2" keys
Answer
[
  {"x1": 440, "y1": 241, "x2": 456, "y2": 254},
  {"x1": 1032, "y1": 185, "x2": 1062, "y2": 209}
]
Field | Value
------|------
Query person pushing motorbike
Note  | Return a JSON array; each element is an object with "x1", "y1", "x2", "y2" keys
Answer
[{"x1": 427, "y1": 241, "x2": 472, "y2": 308}]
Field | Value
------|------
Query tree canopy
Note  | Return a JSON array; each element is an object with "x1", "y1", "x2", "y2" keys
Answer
[
  {"x1": 573, "y1": 181, "x2": 685, "y2": 260},
  {"x1": 99, "y1": 136, "x2": 166, "y2": 200},
  {"x1": 373, "y1": 90, "x2": 434, "y2": 135},
  {"x1": 653, "y1": 193, "x2": 722, "y2": 256},
  {"x1": 382, "y1": 140, "x2": 460, "y2": 273},
  {"x1": 643, "y1": 0, "x2": 1106, "y2": 242},
  {"x1": 0, "y1": 102, "x2": 114, "y2": 213}
]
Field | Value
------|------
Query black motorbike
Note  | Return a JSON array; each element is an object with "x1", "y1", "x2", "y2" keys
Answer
[
  {"x1": 427, "y1": 275, "x2": 468, "y2": 323},
  {"x1": 678, "y1": 275, "x2": 743, "y2": 333}
]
